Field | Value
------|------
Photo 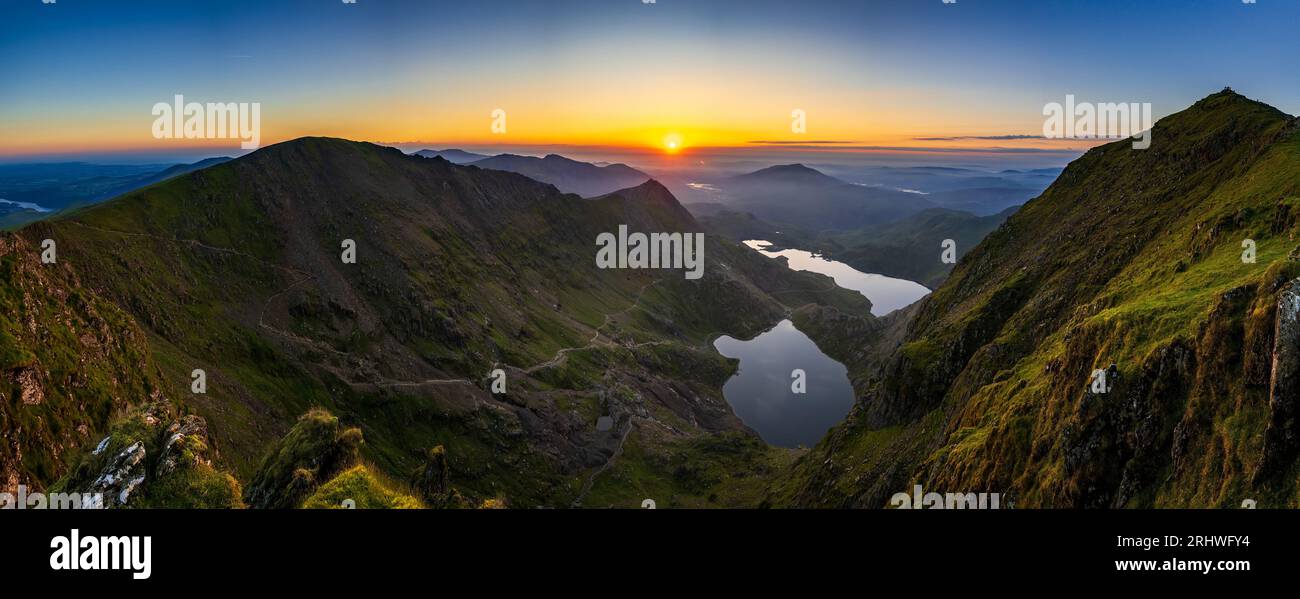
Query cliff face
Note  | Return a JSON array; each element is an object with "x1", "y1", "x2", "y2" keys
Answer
[{"x1": 776, "y1": 91, "x2": 1300, "y2": 508}]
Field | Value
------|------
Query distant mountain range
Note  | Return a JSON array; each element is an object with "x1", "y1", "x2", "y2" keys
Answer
[
  {"x1": 413, "y1": 148, "x2": 491, "y2": 164},
  {"x1": 716, "y1": 164, "x2": 935, "y2": 231},
  {"x1": 0, "y1": 157, "x2": 231, "y2": 229},
  {"x1": 412, "y1": 149, "x2": 652, "y2": 198},
  {"x1": 466, "y1": 153, "x2": 651, "y2": 198}
]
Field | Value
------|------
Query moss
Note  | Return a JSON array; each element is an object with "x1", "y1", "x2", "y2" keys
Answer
[
  {"x1": 583, "y1": 430, "x2": 799, "y2": 508},
  {"x1": 784, "y1": 91, "x2": 1300, "y2": 507},
  {"x1": 300, "y1": 465, "x2": 422, "y2": 509},
  {"x1": 244, "y1": 408, "x2": 363, "y2": 509}
]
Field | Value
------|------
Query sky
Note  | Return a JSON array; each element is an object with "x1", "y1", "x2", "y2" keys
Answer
[{"x1": 1, "y1": 0, "x2": 1298, "y2": 161}]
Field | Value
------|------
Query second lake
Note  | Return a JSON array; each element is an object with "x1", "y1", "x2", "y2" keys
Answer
[{"x1": 713, "y1": 319, "x2": 855, "y2": 448}]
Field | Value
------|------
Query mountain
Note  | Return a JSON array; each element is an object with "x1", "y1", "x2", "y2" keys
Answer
[
  {"x1": 719, "y1": 164, "x2": 936, "y2": 231},
  {"x1": 468, "y1": 153, "x2": 650, "y2": 198},
  {"x1": 771, "y1": 90, "x2": 1300, "y2": 508},
  {"x1": 413, "y1": 148, "x2": 490, "y2": 164},
  {"x1": 1, "y1": 137, "x2": 872, "y2": 508}
]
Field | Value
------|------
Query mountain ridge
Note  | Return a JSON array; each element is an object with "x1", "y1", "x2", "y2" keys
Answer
[
  {"x1": 772, "y1": 89, "x2": 1300, "y2": 508},
  {"x1": 2, "y1": 135, "x2": 874, "y2": 508},
  {"x1": 468, "y1": 152, "x2": 651, "y2": 198}
]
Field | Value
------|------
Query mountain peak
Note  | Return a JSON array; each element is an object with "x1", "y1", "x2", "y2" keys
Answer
[
  {"x1": 762, "y1": 163, "x2": 819, "y2": 174},
  {"x1": 590, "y1": 178, "x2": 698, "y2": 232},
  {"x1": 1187, "y1": 87, "x2": 1292, "y2": 120},
  {"x1": 738, "y1": 163, "x2": 839, "y2": 183},
  {"x1": 630, "y1": 178, "x2": 670, "y2": 194}
]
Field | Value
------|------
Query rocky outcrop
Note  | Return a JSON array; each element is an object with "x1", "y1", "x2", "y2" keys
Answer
[
  {"x1": 243, "y1": 409, "x2": 362, "y2": 509},
  {"x1": 54, "y1": 404, "x2": 240, "y2": 508},
  {"x1": 14, "y1": 368, "x2": 43, "y2": 405},
  {"x1": 87, "y1": 442, "x2": 147, "y2": 507}
]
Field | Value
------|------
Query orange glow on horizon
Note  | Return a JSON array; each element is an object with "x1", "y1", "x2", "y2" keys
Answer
[{"x1": 662, "y1": 133, "x2": 683, "y2": 153}]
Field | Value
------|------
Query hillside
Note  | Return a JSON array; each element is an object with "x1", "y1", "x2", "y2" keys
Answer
[
  {"x1": 700, "y1": 205, "x2": 1016, "y2": 289},
  {"x1": 815, "y1": 206, "x2": 1018, "y2": 288},
  {"x1": 772, "y1": 90, "x2": 1300, "y2": 508},
  {"x1": 1, "y1": 137, "x2": 872, "y2": 508},
  {"x1": 0, "y1": 157, "x2": 232, "y2": 230}
]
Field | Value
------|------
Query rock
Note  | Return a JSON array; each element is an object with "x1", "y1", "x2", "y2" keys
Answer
[
  {"x1": 88, "y1": 442, "x2": 147, "y2": 507},
  {"x1": 15, "y1": 367, "x2": 43, "y2": 405},
  {"x1": 157, "y1": 415, "x2": 211, "y2": 477}
]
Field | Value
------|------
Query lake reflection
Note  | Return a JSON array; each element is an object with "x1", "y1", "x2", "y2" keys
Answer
[
  {"x1": 713, "y1": 319, "x2": 854, "y2": 448},
  {"x1": 744, "y1": 240, "x2": 930, "y2": 316}
]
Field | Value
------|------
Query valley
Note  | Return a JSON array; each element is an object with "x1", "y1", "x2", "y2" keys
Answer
[
  {"x1": 4, "y1": 92, "x2": 1299, "y2": 510},
  {"x1": 1, "y1": 138, "x2": 878, "y2": 508}
]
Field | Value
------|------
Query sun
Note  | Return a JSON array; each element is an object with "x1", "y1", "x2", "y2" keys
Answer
[{"x1": 662, "y1": 133, "x2": 683, "y2": 153}]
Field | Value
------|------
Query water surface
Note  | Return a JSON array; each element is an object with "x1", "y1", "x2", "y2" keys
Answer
[
  {"x1": 713, "y1": 319, "x2": 854, "y2": 448},
  {"x1": 744, "y1": 239, "x2": 929, "y2": 316}
]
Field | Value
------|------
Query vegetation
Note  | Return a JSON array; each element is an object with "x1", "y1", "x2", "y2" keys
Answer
[{"x1": 774, "y1": 90, "x2": 1300, "y2": 508}]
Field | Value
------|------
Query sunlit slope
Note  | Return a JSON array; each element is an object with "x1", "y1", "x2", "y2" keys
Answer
[{"x1": 776, "y1": 90, "x2": 1300, "y2": 507}]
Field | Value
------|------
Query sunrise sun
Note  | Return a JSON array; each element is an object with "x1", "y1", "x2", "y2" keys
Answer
[{"x1": 663, "y1": 133, "x2": 682, "y2": 153}]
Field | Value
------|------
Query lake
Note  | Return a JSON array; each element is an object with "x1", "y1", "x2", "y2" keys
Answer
[
  {"x1": 743, "y1": 239, "x2": 930, "y2": 316},
  {"x1": 713, "y1": 319, "x2": 855, "y2": 448}
]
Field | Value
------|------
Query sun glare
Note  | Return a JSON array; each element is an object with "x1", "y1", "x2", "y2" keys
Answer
[{"x1": 663, "y1": 133, "x2": 682, "y2": 153}]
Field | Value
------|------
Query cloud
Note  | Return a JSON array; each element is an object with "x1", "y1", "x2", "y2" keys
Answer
[{"x1": 911, "y1": 134, "x2": 1044, "y2": 141}]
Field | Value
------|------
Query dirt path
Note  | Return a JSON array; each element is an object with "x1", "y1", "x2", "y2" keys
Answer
[
  {"x1": 69, "y1": 220, "x2": 664, "y2": 387},
  {"x1": 569, "y1": 416, "x2": 637, "y2": 508}
]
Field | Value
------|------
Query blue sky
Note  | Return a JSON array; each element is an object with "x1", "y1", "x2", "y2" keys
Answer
[{"x1": 2, "y1": 0, "x2": 1297, "y2": 160}]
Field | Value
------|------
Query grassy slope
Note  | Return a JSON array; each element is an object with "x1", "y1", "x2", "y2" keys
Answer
[{"x1": 774, "y1": 91, "x2": 1300, "y2": 508}]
